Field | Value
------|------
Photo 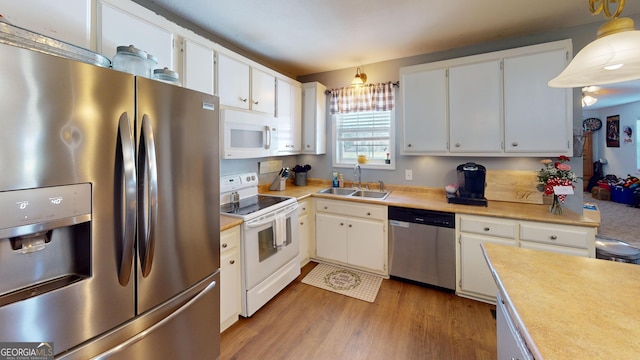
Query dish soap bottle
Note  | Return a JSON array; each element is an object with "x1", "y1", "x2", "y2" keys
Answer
[
  {"x1": 332, "y1": 170, "x2": 339, "y2": 187},
  {"x1": 338, "y1": 174, "x2": 344, "y2": 188}
]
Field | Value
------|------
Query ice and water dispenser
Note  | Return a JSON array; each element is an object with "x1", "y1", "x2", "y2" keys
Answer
[{"x1": 0, "y1": 184, "x2": 92, "y2": 306}]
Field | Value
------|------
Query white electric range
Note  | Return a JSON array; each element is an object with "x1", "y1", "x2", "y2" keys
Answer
[{"x1": 220, "y1": 172, "x2": 299, "y2": 317}]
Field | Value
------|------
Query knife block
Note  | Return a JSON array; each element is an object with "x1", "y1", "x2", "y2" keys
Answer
[{"x1": 269, "y1": 175, "x2": 287, "y2": 191}]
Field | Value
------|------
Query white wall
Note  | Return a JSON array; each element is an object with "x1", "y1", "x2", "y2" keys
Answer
[{"x1": 583, "y1": 102, "x2": 640, "y2": 178}]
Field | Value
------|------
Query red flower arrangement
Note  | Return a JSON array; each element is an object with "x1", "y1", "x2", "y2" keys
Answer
[{"x1": 537, "y1": 156, "x2": 577, "y2": 212}]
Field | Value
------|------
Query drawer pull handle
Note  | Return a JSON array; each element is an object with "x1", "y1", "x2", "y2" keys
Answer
[
  {"x1": 302, "y1": 207, "x2": 306, "y2": 211},
  {"x1": 222, "y1": 243, "x2": 228, "y2": 248},
  {"x1": 348, "y1": 224, "x2": 352, "y2": 228},
  {"x1": 484, "y1": 227, "x2": 490, "y2": 231},
  {"x1": 324, "y1": 206, "x2": 328, "y2": 209},
  {"x1": 340, "y1": 222, "x2": 344, "y2": 226},
  {"x1": 229, "y1": 260, "x2": 235, "y2": 265},
  {"x1": 550, "y1": 235, "x2": 558, "y2": 240},
  {"x1": 367, "y1": 212, "x2": 371, "y2": 216},
  {"x1": 300, "y1": 222, "x2": 304, "y2": 225}
]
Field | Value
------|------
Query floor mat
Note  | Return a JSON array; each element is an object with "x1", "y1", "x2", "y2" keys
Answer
[{"x1": 301, "y1": 263, "x2": 383, "y2": 303}]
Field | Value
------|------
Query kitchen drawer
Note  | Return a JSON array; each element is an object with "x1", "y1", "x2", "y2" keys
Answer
[
  {"x1": 315, "y1": 199, "x2": 386, "y2": 220},
  {"x1": 520, "y1": 241, "x2": 589, "y2": 257},
  {"x1": 459, "y1": 215, "x2": 517, "y2": 239},
  {"x1": 298, "y1": 199, "x2": 311, "y2": 215},
  {"x1": 221, "y1": 225, "x2": 240, "y2": 254},
  {"x1": 520, "y1": 222, "x2": 589, "y2": 249}
]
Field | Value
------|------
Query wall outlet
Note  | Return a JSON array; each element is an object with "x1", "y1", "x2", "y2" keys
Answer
[
  {"x1": 405, "y1": 169, "x2": 413, "y2": 181},
  {"x1": 259, "y1": 160, "x2": 283, "y2": 174}
]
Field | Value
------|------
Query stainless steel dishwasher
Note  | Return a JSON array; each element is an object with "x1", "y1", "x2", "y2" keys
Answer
[{"x1": 388, "y1": 206, "x2": 456, "y2": 291}]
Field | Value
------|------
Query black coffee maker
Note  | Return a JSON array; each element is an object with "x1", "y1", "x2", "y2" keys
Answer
[{"x1": 447, "y1": 162, "x2": 488, "y2": 206}]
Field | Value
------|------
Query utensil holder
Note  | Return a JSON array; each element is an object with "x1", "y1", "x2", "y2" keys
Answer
[{"x1": 295, "y1": 172, "x2": 307, "y2": 186}]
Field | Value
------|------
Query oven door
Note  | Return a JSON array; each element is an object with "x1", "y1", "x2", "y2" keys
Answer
[{"x1": 243, "y1": 203, "x2": 299, "y2": 290}]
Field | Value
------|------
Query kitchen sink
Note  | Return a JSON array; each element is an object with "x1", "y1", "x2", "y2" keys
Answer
[
  {"x1": 318, "y1": 187, "x2": 357, "y2": 196},
  {"x1": 317, "y1": 187, "x2": 391, "y2": 200},
  {"x1": 350, "y1": 190, "x2": 391, "y2": 199}
]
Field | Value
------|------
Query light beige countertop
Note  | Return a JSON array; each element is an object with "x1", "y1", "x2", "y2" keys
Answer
[
  {"x1": 220, "y1": 215, "x2": 242, "y2": 232},
  {"x1": 482, "y1": 243, "x2": 640, "y2": 359},
  {"x1": 260, "y1": 178, "x2": 598, "y2": 228}
]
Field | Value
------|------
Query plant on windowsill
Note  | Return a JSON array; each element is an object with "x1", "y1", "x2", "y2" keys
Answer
[{"x1": 536, "y1": 155, "x2": 577, "y2": 215}]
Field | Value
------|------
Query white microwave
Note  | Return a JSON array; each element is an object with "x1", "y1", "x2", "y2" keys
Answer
[{"x1": 221, "y1": 109, "x2": 278, "y2": 159}]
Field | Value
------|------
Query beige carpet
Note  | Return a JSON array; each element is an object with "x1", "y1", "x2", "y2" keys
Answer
[
  {"x1": 301, "y1": 263, "x2": 383, "y2": 303},
  {"x1": 584, "y1": 192, "x2": 640, "y2": 248}
]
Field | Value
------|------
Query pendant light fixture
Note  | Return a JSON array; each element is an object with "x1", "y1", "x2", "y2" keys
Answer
[
  {"x1": 351, "y1": 67, "x2": 367, "y2": 86},
  {"x1": 549, "y1": 0, "x2": 640, "y2": 88}
]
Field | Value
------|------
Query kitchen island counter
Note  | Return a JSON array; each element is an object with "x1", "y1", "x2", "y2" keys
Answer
[
  {"x1": 482, "y1": 243, "x2": 640, "y2": 359},
  {"x1": 259, "y1": 179, "x2": 597, "y2": 228}
]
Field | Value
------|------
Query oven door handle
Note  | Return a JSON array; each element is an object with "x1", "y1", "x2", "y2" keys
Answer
[{"x1": 244, "y1": 203, "x2": 298, "y2": 229}]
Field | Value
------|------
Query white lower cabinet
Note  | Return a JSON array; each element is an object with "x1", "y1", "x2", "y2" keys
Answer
[
  {"x1": 457, "y1": 214, "x2": 595, "y2": 304},
  {"x1": 297, "y1": 199, "x2": 313, "y2": 267},
  {"x1": 459, "y1": 231, "x2": 517, "y2": 302},
  {"x1": 220, "y1": 225, "x2": 241, "y2": 333},
  {"x1": 314, "y1": 199, "x2": 387, "y2": 275}
]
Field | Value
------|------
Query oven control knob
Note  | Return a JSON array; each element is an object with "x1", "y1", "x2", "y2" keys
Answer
[{"x1": 252, "y1": 175, "x2": 256, "y2": 180}]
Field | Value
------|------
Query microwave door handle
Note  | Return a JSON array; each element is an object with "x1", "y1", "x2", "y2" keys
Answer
[
  {"x1": 138, "y1": 114, "x2": 159, "y2": 277},
  {"x1": 117, "y1": 112, "x2": 136, "y2": 286},
  {"x1": 265, "y1": 125, "x2": 271, "y2": 149}
]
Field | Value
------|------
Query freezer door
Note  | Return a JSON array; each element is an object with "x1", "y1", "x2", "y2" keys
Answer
[
  {"x1": 0, "y1": 43, "x2": 136, "y2": 355},
  {"x1": 58, "y1": 271, "x2": 220, "y2": 360},
  {"x1": 135, "y1": 77, "x2": 220, "y2": 314}
]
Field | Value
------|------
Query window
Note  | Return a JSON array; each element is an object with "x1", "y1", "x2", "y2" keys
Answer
[{"x1": 333, "y1": 110, "x2": 395, "y2": 169}]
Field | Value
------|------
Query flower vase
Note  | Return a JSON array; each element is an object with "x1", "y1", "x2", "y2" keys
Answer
[{"x1": 549, "y1": 194, "x2": 562, "y2": 215}]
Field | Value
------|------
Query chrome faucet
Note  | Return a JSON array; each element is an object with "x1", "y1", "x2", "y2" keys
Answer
[{"x1": 354, "y1": 164, "x2": 362, "y2": 189}]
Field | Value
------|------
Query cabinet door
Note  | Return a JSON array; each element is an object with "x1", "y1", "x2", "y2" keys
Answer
[
  {"x1": 276, "y1": 80, "x2": 302, "y2": 153},
  {"x1": 316, "y1": 213, "x2": 348, "y2": 263},
  {"x1": 504, "y1": 48, "x2": 570, "y2": 153},
  {"x1": 251, "y1": 68, "x2": 275, "y2": 114},
  {"x1": 1, "y1": 0, "x2": 91, "y2": 49},
  {"x1": 182, "y1": 39, "x2": 214, "y2": 95},
  {"x1": 98, "y1": 1, "x2": 174, "y2": 69},
  {"x1": 298, "y1": 212, "x2": 310, "y2": 266},
  {"x1": 220, "y1": 227, "x2": 240, "y2": 332},
  {"x1": 459, "y1": 233, "x2": 516, "y2": 299},
  {"x1": 401, "y1": 67, "x2": 448, "y2": 153},
  {"x1": 302, "y1": 82, "x2": 326, "y2": 154},
  {"x1": 217, "y1": 53, "x2": 250, "y2": 109},
  {"x1": 449, "y1": 59, "x2": 502, "y2": 153},
  {"x1": 347, "y1": 218, "x2": 385, "y2": 272}
]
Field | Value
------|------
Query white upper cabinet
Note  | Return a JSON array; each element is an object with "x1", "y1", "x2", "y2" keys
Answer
[
  {"x1": 0, "y1": 0, "x2": 91, "y2": 49},
  {"x1": 503, "y1": 48, "x2": 570, "y2": 153},
  {"x1": 449, "y1": 59, "x2": 503, "y2": 153},
  {"x1": 400, "y1": 67, "x2": 448, "y2": 153},
  {"x1": 217, "y1": 53, "x2": 251, "y2": 109},
  {"x1": 301, "y1": 82, "x2": 327, "y2": 154},
  {"x1": 276, "y1": 78, "x2": 302, "y2": 153},
  {"x1": 251, "y1": 68, "x2": 276, "y2": 115},
  {"x1": 218, "y1": 53, "x2": 276, "y2": 115},
  {"x1": 98, "y1": 1, "x2": 174, "y2": 69},
  {"x1": 399, "y1": 39, "x2": 573, "y2": 157},
  {"x1": 182, "y1": 39, "x2": 214, "y2": 95}
]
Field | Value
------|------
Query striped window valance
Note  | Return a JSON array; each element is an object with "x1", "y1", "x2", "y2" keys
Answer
[{"x1": 329, "y1": 82, "x2": 395, "y2": 114}]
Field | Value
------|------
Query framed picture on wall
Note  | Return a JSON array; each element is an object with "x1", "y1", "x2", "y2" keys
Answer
[{"x1": 606, "y1": 115, "x2": 620, "y2": 147}]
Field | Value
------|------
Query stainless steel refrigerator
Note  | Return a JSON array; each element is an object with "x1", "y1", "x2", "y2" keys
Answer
[{"x1": 0, "y1": 42, "x2": 220, "y2": 359}]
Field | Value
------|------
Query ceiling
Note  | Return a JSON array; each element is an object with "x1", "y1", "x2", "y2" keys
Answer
[{"x1": 140, "y1": 0, "x2": 640, "y2": 109}]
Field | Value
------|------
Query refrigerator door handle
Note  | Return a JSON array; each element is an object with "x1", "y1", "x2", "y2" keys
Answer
[
  {"x1": 89, "y1": 279, "x2": 217, "y2": 360},
  {"x1": 117, "y1": 112, "x2": 137, "y2": 286},
  {"x1": 138, "y1": 114, "x2": 159, "y2": 277}
]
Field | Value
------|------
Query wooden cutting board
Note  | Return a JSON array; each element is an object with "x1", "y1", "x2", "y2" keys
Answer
[{"x1": 484, "y1": 170, "x2": 543, "y2": 204}]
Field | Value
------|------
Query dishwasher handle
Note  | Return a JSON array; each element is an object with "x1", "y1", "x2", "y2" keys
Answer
[{"x1": 388, "y1": 206, "x2": 455, "y2": 228}]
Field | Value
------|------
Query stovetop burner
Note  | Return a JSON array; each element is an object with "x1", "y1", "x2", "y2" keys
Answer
[{"x1": 220, "y1": 194, "x2": 292, "y2": 216}]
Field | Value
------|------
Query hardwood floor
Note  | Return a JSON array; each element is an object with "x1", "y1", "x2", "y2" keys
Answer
[{"x1": 221, "y1": 262, "x2": 497, "y2": 360}]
